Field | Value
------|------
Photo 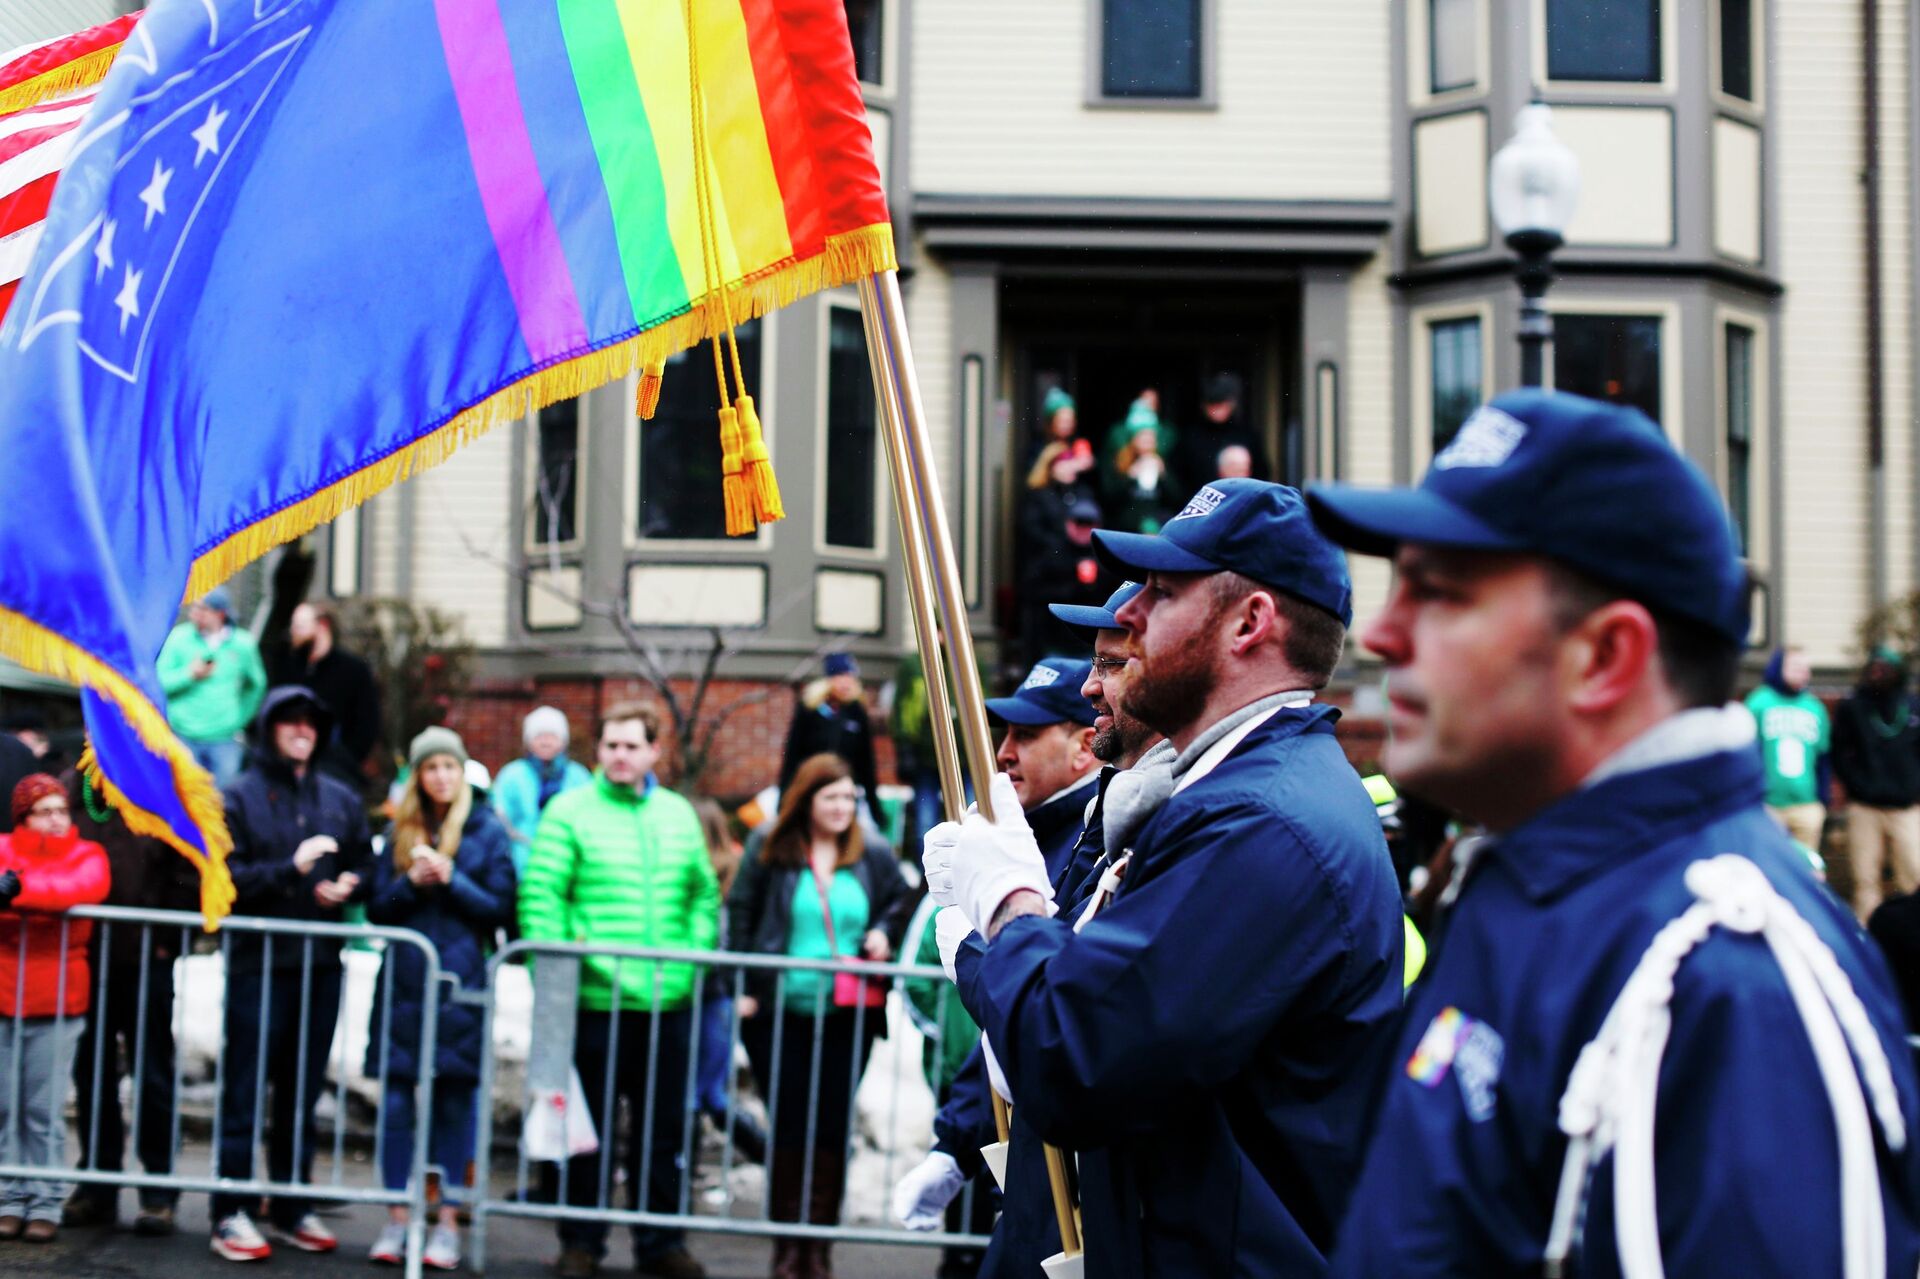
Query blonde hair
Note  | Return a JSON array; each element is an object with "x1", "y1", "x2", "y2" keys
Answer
[
  {"x1": 1026, "y1": 441, "x2": 1069, "y2": 491},
  {"x1": 391, "y1": 753, "x2": 472, "y2": 872}
]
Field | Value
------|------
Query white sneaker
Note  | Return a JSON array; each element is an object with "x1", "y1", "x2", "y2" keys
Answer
[
  {"x1": 210, "y1": 1212, "x2": 273, "y2": 1262},
  {"x1": 273, "y1": 1212, "x2": 339, "y2": 1253},
  {"x1": 368, "y1": 1222, "x2": 407, "y2": 1265},
  {"x1": 423, "y1": 1223, "x2": 461, "y2": 1271}
]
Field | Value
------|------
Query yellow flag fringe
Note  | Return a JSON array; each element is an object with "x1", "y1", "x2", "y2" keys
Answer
[
  {"x1": 635, "y1": 359, "x2": 666, "y2": 420},
  {"x1": 0, "y1": 43, "x2": 124, "y2": 115},
  {"x1": 0, "y1": 609, "x2": 234, "y2": 928},
  {"x1": 185, "y1": 223, "x2": 896, "y2": 600}
]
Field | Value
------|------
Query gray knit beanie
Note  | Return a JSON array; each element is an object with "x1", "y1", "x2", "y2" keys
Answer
[
  {"x1": 408, "y1": 726, "x2": 468, "y2": 773},
  {"x1": 523, "y1": 705, "x2": 570, "y2": 749}
]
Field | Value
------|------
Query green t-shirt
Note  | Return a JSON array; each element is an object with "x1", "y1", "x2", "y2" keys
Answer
[
  {"x1": 1744, "y1": 685, "x2": 1831, "y2": 808},
  {"x1": 782, "y1": 868, "x2": 870, "y2": 1011}
]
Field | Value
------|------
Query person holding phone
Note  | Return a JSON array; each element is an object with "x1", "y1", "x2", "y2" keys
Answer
[{"x1": 209, "y1": 687, "x2": 372, "y2": 1263}]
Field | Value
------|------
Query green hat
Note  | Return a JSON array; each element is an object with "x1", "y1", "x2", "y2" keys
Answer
[
  {"x1": 1125, "y1": 399, "x2": 1159, "y2": 431},
  {"x1": 408, "y1": 726, "x2": 469, "y2": 772},
  {"x1": 1042, "y1": 387, "x2": 1075, "y2": 418}
]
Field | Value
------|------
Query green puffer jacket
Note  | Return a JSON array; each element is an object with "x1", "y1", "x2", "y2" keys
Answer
[{"x1": 519, "y1": 772, "x2": 720, "y2": 1012}]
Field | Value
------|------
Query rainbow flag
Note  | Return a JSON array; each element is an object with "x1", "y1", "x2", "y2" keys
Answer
[{"x1": 0, "y1": 0, "x2": 893, "y2": 923}]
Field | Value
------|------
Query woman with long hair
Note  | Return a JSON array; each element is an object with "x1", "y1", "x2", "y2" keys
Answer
[
  {"x1": 726, "y1": 755, "x2": 910, "y2": 1279},
  {"x1": 363, "y1": 729, "x2": 516, "y2": 1271}
]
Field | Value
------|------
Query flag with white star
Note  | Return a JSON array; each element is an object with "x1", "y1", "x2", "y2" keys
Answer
[{"x1": 0, "y1": 0, "x2": 891, "y2": 924}]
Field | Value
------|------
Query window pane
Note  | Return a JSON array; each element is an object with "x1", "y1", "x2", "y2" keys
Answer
[
  {"x1": 638, "y1": 320, "x2": 762, "y2": 541},
  {"x1": 1726, "y1": 323, "x2": 1755, "y2": 554},
  {"x1": 1552, "y1": 314, "x2": 1662, "y2": 425},
  {"x1": 1102, "y1": 0, "x2": 1202, "y2": 99},
  {"x1": 1719, "y1": 0, "x2": 1753, "y2": 100},
  {"x1": 845, "y1": 0, "x2": 883, "y2": 86},
  {"x1": 825, "y1": 309, "x2": 879, "y2": 550},
  {"x1": 533, "y1": 399, "x2": 580, "y2": 545},
  {"x1": 1430, "y1": 317, "x2": 1483, "y2": 452},
  {"x1": 1430, "y1": 0, "x2": 1477, "y2": 93},
  {"x1": 1546, "y1": 0, "x2": 1660, "y2": 83}
]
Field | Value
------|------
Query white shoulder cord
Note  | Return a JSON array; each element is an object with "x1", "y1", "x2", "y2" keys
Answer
[{"x1": 1543, "y1": 854, "x2": 1906, "y2": 1279}]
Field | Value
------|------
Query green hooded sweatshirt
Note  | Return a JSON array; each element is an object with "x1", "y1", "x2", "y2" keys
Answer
[{"x1": 519, "y1": 771, "x2": 720, "y2": 1011}]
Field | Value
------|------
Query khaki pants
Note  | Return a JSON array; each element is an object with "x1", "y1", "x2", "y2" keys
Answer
[
  {"x1": 1848, "y1": 803, "x2": 1920, "y2": 919},
  {"x1": 1766, "y1": 803, "x2": 1827, "y2": 852}
]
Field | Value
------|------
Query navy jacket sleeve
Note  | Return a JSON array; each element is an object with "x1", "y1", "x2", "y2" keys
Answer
[
  {"x1": 958, "y1": 798, "x2": 1384, "y2": 1148},
  {"x1": 446, "y1": 820, "x2": 516, "y2": 931},
  {"x1": 932, "y1": 1043, "x2": 998, "y2": 1179},
  {"x1": 223, "y1": 788, "x2": 300, "y2": 907}
]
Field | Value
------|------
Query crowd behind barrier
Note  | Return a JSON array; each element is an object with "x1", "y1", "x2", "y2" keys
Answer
[{"x1": 0, "y1": 903, "x2": 986, "y2": 1276}]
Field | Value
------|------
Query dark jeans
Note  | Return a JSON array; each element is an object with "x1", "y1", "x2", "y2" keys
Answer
[
  {"x1": 211, "y1": 958, "x2": 342, "y2": 1225},
  {"x1": 741, "y1": 1007, "x2": 880, "y2": 1219},
  {"x1": 71, "y1": 947, "x2": 178, "y2": 1208},
  {"x1": 558, "y1": 1008, "x2": 692, "y2": 1262}
]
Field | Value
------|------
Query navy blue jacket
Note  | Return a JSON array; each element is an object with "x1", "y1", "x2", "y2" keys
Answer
[
  {"x1": 364, "y1": 796, "x2": 516, "y2": 1083},
  {"x1": 1331, "y1": 744, "x2": 1920, "y2": 1278},
  {"x1": 223, "y1": 744, "x2": 373, "y2": 970},
  {"x1": 959, "y1": 705, "x2": 1403, "y2": 1278}
]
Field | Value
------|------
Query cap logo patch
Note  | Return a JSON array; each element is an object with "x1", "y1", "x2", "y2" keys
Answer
[
  {"x1": 1433, "y1": 407, "x2": 1527, "y2": 471},
  {"x1": 1172, "y1": 485, "x2": 1227, "y2": 522},
  {"x1": 1021, "y1": 665, "x2": 1062, "y2": 691}
]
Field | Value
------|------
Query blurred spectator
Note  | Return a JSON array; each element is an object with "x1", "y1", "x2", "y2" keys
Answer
[
  {"x1": 780, "y1": 654, "x2": 880, "y2": 817},
  {"x1": 273, "y1": 603, "x2": 381, "y2": 791},
  {"x1": 1869, "y1": 890, "x2": 1920, "y2": 1043},
  {"x1": 1170, "y1": 372, "x2": 1271, "y2": 497},
  {"x1": 156, "y1": 588, "x2": 267, "y2": 789},
  {"x1": 889, "y1": 642, "x2": 985, "y2": 863},
  {"x1": 1106, "y1": 422, "x2": 1183, "y2": 534},
  {"x1": 687, "y1": 798, "x2": 767, "y2": 1167},
  {"x1": 0, "y1": 735, "x2": 34, "y2": 834},
  {"x1": 60, "y1": 768, "x2": 197, "y2": 1237},
  {"x1": 1216, "y1": 444, "x2": 1254, "y2": 480},
  {"x1": 1021, "y1": 497, "x2": 1113, "y2": 660},
  {"x1": 727, "y1": 755, "x2": 910, "y2": 1279},
  {"x1": 519, "y1": 701, "x2": 717, "y2": 1279},
  {"x1": 0, "y1": 774, "x2": 109, "y2": 1244},
  {"x1": 211, "y1": 687, "x2": 373, "y2": 1262},
  {"x1": 491, "y1": 706, "x2": 592, "y2": 876},
  {"x1": 1744, "y1": 646, "x2": 1831, "y2": 851},
  {"x1": 0, "y1": 711, "x2": 48, "y2": 759},
  {"x1": 364, "y1": 729, "x2": 516, "y2": 1271},
  {"x1": 1100, "y1": 392, "x2": 1178, "y2": 478},
  {"x1": 1028, "y1": 386, "x2": 1085, "y2": 468},
  {"x1": 1834, "y1": 647, "x2": 1920, "y2": 919}
]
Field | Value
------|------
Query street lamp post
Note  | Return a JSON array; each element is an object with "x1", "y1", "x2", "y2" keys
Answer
[{"x1": 1489, "y1": 104, "x2": 1581, "y2": 388}]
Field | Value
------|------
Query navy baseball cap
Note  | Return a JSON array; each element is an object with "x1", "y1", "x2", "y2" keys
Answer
[
  {"x1": 1306, "y1": 390, "x2": 1750, "y2": 644},
  {"x1": 984, "y1": 658, "x2": 1098, "y2": 727},
  {"x1": 1048, "y1": 581, "x2": 1144, "y2": 635},
  {"x1": 1092, "y1": 479, "x2": 1353, "y2": 626}
]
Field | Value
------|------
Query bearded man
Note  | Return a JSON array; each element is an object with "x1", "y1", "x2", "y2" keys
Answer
[{"x1": 924, "y1": 480, "x2": 1403, "y2": 1278}]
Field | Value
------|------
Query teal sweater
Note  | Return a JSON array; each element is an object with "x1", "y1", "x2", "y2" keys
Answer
[
  {"x1": 156, "y1": 622, "x2": 268, "y2": 742},
  {"x1": 519, "y1": 772, "x2": 720, "y2": 1011}
]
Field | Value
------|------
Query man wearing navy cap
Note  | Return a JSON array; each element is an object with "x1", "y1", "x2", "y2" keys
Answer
[
  {"x1": 1309, "y1": 390, "x2": 1920, "y2": 1277},
  {"x1": 924, "y1": 479, "x2": 1403, "y2": 1277}
]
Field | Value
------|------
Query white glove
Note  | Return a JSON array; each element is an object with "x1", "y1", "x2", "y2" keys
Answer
[
  {"x1": 950, "y1": 773, "x2": 1053, "y2": 931},
  {"x1": 935, "y1": 906, "x2": 975, "y2": 984},
  {"x1": 981, "y1": 1032, "x2": 1012, "y2": 1103},
  {"x1": 892, "y1": 1150, "x2": 966, "y2": 1231},
  {"x1": 923, "y1": 819, "x2": 963, "y2": 909}
]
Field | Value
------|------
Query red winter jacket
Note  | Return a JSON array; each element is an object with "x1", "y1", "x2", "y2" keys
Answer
[{"x1": 0, "y1": 829, "x2": 111, "y2": 1017}]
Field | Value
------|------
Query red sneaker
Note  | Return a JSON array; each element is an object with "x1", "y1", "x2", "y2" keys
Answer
[
  {"x1": 209, "y1": 1212, "x2": 272, "y2": 1262},
  {"x1": 273, "y1": 1212, "x2": 339, "y2": 1253}
]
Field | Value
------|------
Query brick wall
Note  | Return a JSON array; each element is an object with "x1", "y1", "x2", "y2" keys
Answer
[{"x1": 448, "y1": 675, "x2": 899, "y2": 804}]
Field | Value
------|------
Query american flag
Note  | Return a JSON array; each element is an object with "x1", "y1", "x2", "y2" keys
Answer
[{"x1": 0, "y1": 13, "x2": 140, "y2": 320}]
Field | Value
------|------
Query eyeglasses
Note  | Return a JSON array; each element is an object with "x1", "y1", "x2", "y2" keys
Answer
[{"x1": 1091, "y1": 657, "x2": 1128, "y2": 675}]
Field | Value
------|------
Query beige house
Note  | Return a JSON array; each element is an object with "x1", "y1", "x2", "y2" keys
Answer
[{"x1": 9, "y1": 1, "x2": 1908, "y2": 764}]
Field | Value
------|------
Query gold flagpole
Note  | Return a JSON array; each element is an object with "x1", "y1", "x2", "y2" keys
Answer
[{"x1": 857, "y1": 268, "x2": 1082, "y2": 1260}]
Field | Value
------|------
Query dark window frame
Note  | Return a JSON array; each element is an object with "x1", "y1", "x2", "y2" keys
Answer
[
  {"x1": 529, "y1": 397, "x2": 584, "y2": 550},
  {"x1": 1724, "y1": 321, "x2": 1756, "y2": 556},
  {"x1": 1717, "y1": 0, "x2": 1756, "y2": 103},
  {"x1": 844, "y1": 0, "x2": 886, "y2": 91},
  {"x1": 1428, "y1": 0, "x2": 1478, "y2": 96},
  {"x1": 823, "y1": 305, "x2": 882, "y2": 553},
  {"x1": 1545, "y1": 0, "x2": 1662, "y2": 85},
  {"x1": 1428, "y1": 314, "x2": 1484, "y2": 455},
  {"x1": 1550, "y1": 312, "x2": 1665, "y2": 427},
  {"x1": 1087, "y1": 0, "x2": 1215, "y2": 108},
  {"x1": 634, "y1": 319, "x2": 766, "y2": 545}
]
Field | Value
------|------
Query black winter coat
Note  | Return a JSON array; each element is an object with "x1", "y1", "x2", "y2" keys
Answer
[
  {"x1": 725, "y1": 839, "x2": 912, "y2": 1012},
  {"x1": 223, "y1": 748, "x2": 373, "y2": 969},
  {"x1": 364, "y1": 797, "x2": 516, "y2": 1083},
  {"x1": 780, "y1": 698, "x2": 880, "y2": 811},
  {"x1": 1834, "y1": 689, "x2": 1920, "y2": 808}
]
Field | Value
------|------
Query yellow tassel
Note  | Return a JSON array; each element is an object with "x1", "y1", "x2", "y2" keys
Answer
[
  {"x1": 184, "y1": 225, "x2": 898, "y2": 600},
  {"x1": 636, "y1": 359, "x2": 665, "y2": 420},
  {"x1": 719, "y1": 407, "x2": 754, "y2": 537},
  {"x1": 0, "y1": 43, "x2": 125, "y2": 116},
  {"x1": 734, "y1": 394, "x2": 784, "y2": 524}
]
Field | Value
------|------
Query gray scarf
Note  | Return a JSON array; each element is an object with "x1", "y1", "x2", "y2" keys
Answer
[
  {"x1": 1171, "y1": 688, "x2": 1316, "y2": 785},
  {"x1": 1102, "y1": 739, "x2": 1178, "y2": 858}
]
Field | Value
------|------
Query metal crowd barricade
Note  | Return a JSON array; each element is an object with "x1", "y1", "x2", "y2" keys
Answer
[
  {"x1": 469, "y1": 938, "x2": 994, "y2": 1273},
  {"x1": 0, "y1": 904, "x2": 444, "y2": 1279}
]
